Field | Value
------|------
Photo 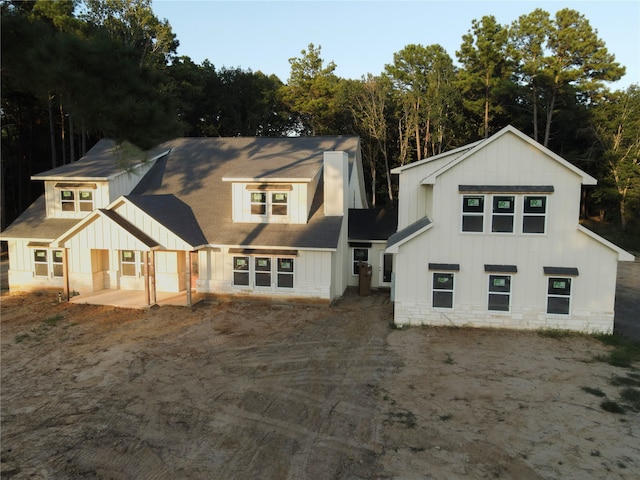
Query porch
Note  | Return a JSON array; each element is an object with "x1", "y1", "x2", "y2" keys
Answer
[{"x1": 69, "y1": 288, "x2": 204, "y2": 309}]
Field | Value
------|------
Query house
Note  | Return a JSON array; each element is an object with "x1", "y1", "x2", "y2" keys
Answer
[
  {"x1": 387, "y1": 125, "x2": 634, "y2": 333},
  {"x1": 1, "y1": 136, "x2": 372, "y2": 305}
]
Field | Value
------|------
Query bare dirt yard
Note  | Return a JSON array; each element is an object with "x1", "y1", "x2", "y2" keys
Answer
[{"x1": 1, "y1": 288, "x2": 639, "y2": 479}]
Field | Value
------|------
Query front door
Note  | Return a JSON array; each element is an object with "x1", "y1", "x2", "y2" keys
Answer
[{"x1": 379, "y1": 252, "x2": 393, "y2": 287}]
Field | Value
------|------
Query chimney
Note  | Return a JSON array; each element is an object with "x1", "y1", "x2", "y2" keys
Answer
[{"x1": 323, "y1": 151, "x2": 348, "y2": 216}]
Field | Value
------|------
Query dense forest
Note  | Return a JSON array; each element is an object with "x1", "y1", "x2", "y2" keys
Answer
[{"x1": 1, "y1": 0, "x2": 638, "y2": 251}]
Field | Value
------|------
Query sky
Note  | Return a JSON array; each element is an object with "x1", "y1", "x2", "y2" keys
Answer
[{"x1": 152, "y1": 0, "x2": 640, "y2": 90}]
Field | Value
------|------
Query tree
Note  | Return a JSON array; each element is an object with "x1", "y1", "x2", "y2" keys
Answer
[
  {"x1": 508, "y1": 8, "x2": 552, "y2": 143},
  {"x1": 457, "y1": 15, "x2": 511, "y2": 139},
  {"x1": 281, "y1": 43, "x2": 339, "y2": 135},
  {"x1": 590, "y1": 86, "x2": 640, "y2": 231},
  {"x1": 541, "y1": 8, "x2": 625, "y2": 147}
]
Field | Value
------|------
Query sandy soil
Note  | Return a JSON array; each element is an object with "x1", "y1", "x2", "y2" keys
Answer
[{"x1": 1, "y1": 290, "x2": 639, "y2": 479}]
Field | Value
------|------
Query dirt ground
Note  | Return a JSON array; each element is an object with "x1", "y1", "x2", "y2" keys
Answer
[{"x1": 1, "y1": 288, "x2": 639, "y2": 479}]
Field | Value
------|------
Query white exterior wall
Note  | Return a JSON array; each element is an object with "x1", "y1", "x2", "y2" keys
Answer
[
  {"x1": 155, "y1": 251, "x2": 185, "y2": 292},
  {"x1": 197, "y1": 248, "x2": 334, "y2": 301},
  {"x1": 392, "y1": 131, "x2": 620, "y2": 333},
  {"x1": 347, "y1": 241, "x2": 392, "y2": 289},
  {"x1": 6, "y1": 240, "x2": 65, "y2": 291},
  {"x1": 43, "y1": 181, "x2": 109, "y2": 219},
  {"x1": 107, "y1": 162, "x2": 157, "y2": 201}
]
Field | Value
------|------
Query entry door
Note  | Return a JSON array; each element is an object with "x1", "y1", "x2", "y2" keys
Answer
[{"x1": 379, "y1": 252, "x2": 393, "y2": 286}]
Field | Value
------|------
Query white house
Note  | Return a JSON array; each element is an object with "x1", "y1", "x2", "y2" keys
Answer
[
  {"x1": 1, "y1": 136, "x2": 371, "y2": 306},
  {"x1": 387, "y1": 125, "x2": 634, "y2": 333}
]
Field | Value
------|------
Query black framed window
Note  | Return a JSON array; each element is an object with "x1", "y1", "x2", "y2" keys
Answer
[
  {"x1": 488, "y1": 275, "x2": 511, "y2": 312},
  {"x1": 233, "y1": 256, "x2": 250, "y2": 286},
  {"x1": 277, "y1": 258, "x2": 294, "y2": 288},
  {"x1": 547, "y1": 277, "x2": 571, "y2": 315},
  {"x1": 255, "y1": 257, "x2": 271, "y2": 287},
  {"x1": 432, "y1": 272, "x2": 454, "y2": 309},
  {"x1": 523, "y1": 196, "x2": 546, "y2": 233},
  {"x1": 491, "y1": 196, "x2": 515, "y2": 233},
  {"x1": 462, "y1": 195, "x2": 484, "y2": 232}
]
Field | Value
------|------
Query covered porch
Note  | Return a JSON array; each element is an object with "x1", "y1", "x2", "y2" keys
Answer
[{"x1": 69, "y1": 288, "x2": 205, "y2": 309}]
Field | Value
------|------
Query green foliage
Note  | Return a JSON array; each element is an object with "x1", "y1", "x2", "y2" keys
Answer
[
  {"x1": 593, "y1": 334, "x2": 640, "y2": 368},
  {"x1": 581, "y1": 386, "x2": 606, "y2": 397},
  {"x1": 600, "y1": 400, "x2": 625, "y2": 414}
]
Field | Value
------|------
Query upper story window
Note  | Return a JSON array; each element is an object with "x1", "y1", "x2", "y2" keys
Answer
[
  {"x1": 491, "y1": 196, "x2": 515, "y2": 233},
  {"x1": 523, "y1": 196, "x2": 547, "y2": 234},
  {"x1": 462, "y1": 195, "x2": 485, "y2": 232},
  {"x1": 248, "y1": 189, "x2": 289, "y2": 218},
  {"x1": 58, "y1": 184, "x2": 95, "y2": 213},
  {"x1": 460, "y1": 188, "x2": 551, "y2": 235}
]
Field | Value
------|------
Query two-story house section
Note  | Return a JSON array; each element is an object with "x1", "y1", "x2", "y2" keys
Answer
[
  {"x1": 386, "y1": 125, "x2": 634, "y2": 333},
  {"x1": 1, "y1": 136, "x2": 369, "y2": 306}
]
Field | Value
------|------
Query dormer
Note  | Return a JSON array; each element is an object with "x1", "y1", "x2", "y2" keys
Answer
[{"x1": 31, "y1": 140, "x2": 169, "y2": 220}]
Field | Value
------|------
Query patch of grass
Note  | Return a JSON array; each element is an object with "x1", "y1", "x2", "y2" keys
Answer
[
  {"x1": 43, "y1": 314, "x2": 65, "y2": 327},
  {"x1": 593, "y1": 334, "x2": 640, "y2": 368},
  {"x1": 581, "y1": 386, "x2": 606, "y2": 397},
  {"x1": 536, "y1": 328, "x2": 576, "y2": 339},
  {"x1": 14, "y1": 314, "x2": 67, "y2": 344},
  {"x1": 620, "y1": 388, "x2": 640, "y2": 411},
  {"x1": 438, "y1": 414, "x2": 453, "y2": 421},
  {"x1": 600, "y1": 400, "x2": 625, "y2": 414},
  {"x1": 610, "y1": 374, "x2": 640, "y2": 387},
  {"x1": 386, "y1": 409, "x2": 417, "y2": 429},
  {"x1": 14, "y1": 333, "x2": 31, "y2": 343},
  {"x1": 443, "y1": 352, "x2": 455, "y2": 365}
]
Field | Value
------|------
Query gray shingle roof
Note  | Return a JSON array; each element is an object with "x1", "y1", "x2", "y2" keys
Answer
[
  {"x1": 0, "y1": 197, "x2": 78, "y2": 241},
  {"x1": 386, "y1": 216, "x2": 432, "y2": 249},
  {"x1": 131, "y1": 136, "x2": 359, "y2": 249}
]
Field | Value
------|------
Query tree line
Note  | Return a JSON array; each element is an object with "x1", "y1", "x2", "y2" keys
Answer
[{"x1": 1, "y1": 0, "x2": 638, "y2": 249}]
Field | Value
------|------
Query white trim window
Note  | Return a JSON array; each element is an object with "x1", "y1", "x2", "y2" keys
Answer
[
  {"x1": 488, "y1": 274, "x2": 511, "y2": 312},
  {"x1": 33, "y1": 249, "x2": 64, "y2": 277},
  {"x1": 271, "y1": 192, "x2": 288, "y2": 216},
  {"x1": 491, "y1": 196, "x2": 515, "y2": 233},
  {"x1": 250, "y1": 192, "x2": 267, "y2": 215},
  {"x1": 461, "y1": 195, "x2": 485, "y2": 232},
  {"x1": 233, "y1": 256, "x2": 250, "y2": 286},
  {"x1": 60, "y1": 188, "x2": 94, "y2": 212},
  {"x1": 249, "y1": 191, "x2": 289, "y2": 218},
  {"x1": 352, "y1": 248, "x2": 369, "y2": 275},
  {"x1": 523, "y1": 196, "x2": 547, "y2": 234},
  {"x1": 120, "y1": 250, "x2": 138, "y2": 277},
  {"x1": 432, "y1": 272, "x2": 454, "y2": 309},
  {"x1": 254, "y1": 257, "x2": 272, "y2": 287},
  {"x1": 547, "y1": 277, "x2": 571, "y2": 315},
  {"x1": 277, "y1": 258, "x2": 294, "y2": 288}
]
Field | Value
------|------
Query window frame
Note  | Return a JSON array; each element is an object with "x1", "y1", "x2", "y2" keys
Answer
[
  {"x1": 432, "y1": 272, "x2": 454, "y2": 309},
  {"x1": 547, "y1": 277, "x2": 572, "y2": 315},
  {"x1": 522, "y1": 195, "x2": 547, "y2": 234},
  {"x1": 248, "y1": 190, "x2": 289, "y2": 218},
  {"x1": 277, "y1": 257, "x2": 294, "y2": 288},
  {"x1": 59, "y1": 188, "x2": 94, "y2": 213},
  {"x1": 271, "y1": 192, "x2": 288, "y2": 216},
  {"x1": 250, "y1": 192, "x2": 267, "y2": 215},
  {"x1": 232, "y1": 256, "x2": 250, "y2": 286},
  {"x1": 33, "y1": 249, "x2": 49, "y2": 277},
  {"x1": 254, "y1": 257, "x2": 272, "y2": 287},
  {"x1": 352, "y1": 248, "x2": 369, "y2": 276},
  {"x1": 491, "y1": 195, "x2": 516, "y2": 233},
  {"x1": 120, "y1": 250, "x2": 138, "y2": 277},
  {"x1": 33, "y1": 249, "x2": 64, "y2": 278},
  {"x1": 461, "y1": 195, "x2": 485, "y2": 233},
  {"x1": 488, "y1": 274, "x2": 511, "y2": 312}
]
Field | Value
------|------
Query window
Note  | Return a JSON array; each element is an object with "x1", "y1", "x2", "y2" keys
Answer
[
  {"x1": 353, "y1": 248, "x2": 369, "y2": 275},
  {"x1": 462, "y1": 195, "x2": 484, "y2": 232},
  {"x1": 233, "y1": 256, "x2": 250, "y2": 286},
  {"x1": 78, "y1": 191, "x2": 94, "y2": 212},
  {"x1": 491, "y1": 196, "x2": 515, "y2": 232},
  {"x1": 250, "y1": 192, "x2": 266, "y2": 215},
  {"x1": 547, "y1": 277, "x2": 571, "y2": 315},
  {"x1": 255, "y1": 257, "x2": 271, "y2": 287},
  {"x1": 121, "y1": 250, "x2": 137, "y2": 277},
  {"x1": 61, "y1": 190, "x2": 75, "y2": 211},
  {"x1": 488, "y1": 275, "x2": 511, "y2": 312},
  {"x1": 277, "y1": 258, "x2": 294, "y2": 288},
  {"x1": 34, "y1": 249, "x2": 49, "y2": 276},
  {"x1": 432, "y1": 272, "x2": 454, "y2": 309},
  {"x1": 523, "y1": 196, "x2": 547, "y2": 234},
  {"x1": 271, "y1": 192, "x2": 288, "y2": 216},
  {"x1": 60, "y1": 189, "x2": 94, "y2": 212},
  {"x1": 52, "y1": 250, "x2": 64, "y2": 277}
]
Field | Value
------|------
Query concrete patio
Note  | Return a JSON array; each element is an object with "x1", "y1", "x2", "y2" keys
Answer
[{"x1": 68, "y1": 288, "x2": 204, "y2": 309}]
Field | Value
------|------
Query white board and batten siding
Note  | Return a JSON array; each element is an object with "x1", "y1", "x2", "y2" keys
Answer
[
  {"x1": 197, "y1": 248, "x2": 334, "y2": 301},
  {"x1": 391, "y1": 129, "x2": 625, "y2": 333}
]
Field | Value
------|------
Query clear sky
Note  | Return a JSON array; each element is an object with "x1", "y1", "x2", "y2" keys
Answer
[{"x1": 153, "y1": 0, "x2": 639, "y2": 90}]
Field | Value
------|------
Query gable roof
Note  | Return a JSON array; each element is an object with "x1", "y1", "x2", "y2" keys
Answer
[
  {"x1": 386, "y1": 216, "x2": 433, "y2": 253},
  {"x1": 577, "y1": 225, "x2": 635, "y2": 261},
  {"x1": 417, "y1": 126, "x2": 597, "y2": 185}
]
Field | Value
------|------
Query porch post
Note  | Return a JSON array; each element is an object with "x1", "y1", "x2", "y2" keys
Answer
[
  {"x1": 62, "y1": 248, "x2": 70, "y2": 301},
  {"x1": 144, "y1": 251, "x2": 150, "y2": 306},
  {"x1": 150, "y1": 251, "x2": 157, "y2": 304},
  {"x1": 185, "y1": 250, "x2": 192, "y2": 306}
]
